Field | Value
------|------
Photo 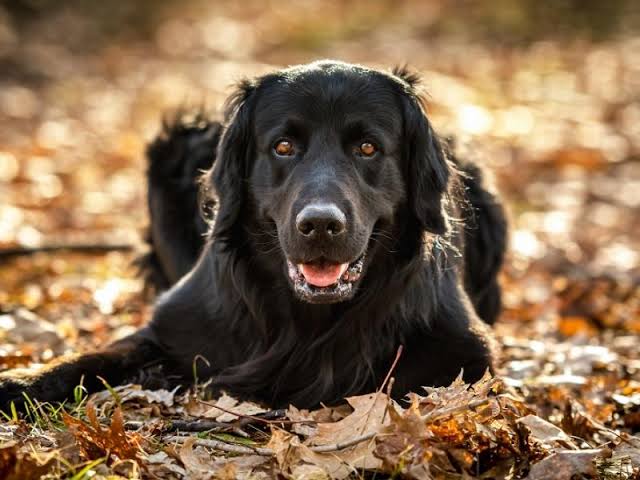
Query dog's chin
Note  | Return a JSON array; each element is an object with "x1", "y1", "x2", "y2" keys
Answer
[{"x1": 286, "y1": 252, "x2": 366, "y2": 304}]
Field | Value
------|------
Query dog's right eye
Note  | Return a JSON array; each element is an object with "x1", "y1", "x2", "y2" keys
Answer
[{"x1": 274, "y1": 140, "x2": 295, "y2": 156}]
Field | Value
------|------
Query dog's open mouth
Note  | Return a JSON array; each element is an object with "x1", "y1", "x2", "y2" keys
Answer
[{"x1": 286, "y1": 253, "x2": 366, "y2": 303}]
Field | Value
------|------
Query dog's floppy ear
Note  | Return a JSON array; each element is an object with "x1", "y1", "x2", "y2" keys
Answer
[
  {"x1": 207, "y1": 79, "x2": 257, "y2": 241},
  {"x1": 396, "y1": 69, "x2": 450, "y2": 235}
]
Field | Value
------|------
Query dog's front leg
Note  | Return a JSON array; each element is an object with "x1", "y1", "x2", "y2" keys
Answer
[{"x1": 0, "y1": 328, "x2": 165, "y2": 410}]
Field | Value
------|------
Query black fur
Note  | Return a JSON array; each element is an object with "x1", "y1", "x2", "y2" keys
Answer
[
  {"x1": 0, "y1": 61, "x2": 507, "y2": 410},
  {"x1": 138, "y1": 109, "x2": 222, "y2": 290}
]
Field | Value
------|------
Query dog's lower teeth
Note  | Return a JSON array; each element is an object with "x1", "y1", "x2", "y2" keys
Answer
[{"x1": 286, "y1": 251, "x2": 366, "y2": 302}]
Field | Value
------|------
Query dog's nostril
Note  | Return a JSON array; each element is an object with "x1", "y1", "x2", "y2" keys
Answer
[
  {"x1": 326, "y1": 221, "x2": 344, "y2": 236},
  {"x1": 296, "y1": 203, "x2": 347, "y2": 239},
  {"x1": 298, "y1": 221, "x2": 315, "y2": 236}
]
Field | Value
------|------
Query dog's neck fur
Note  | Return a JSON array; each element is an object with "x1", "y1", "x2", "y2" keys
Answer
[{"x1": 210, "y1": 209, "x2": 444, "y2": 406}]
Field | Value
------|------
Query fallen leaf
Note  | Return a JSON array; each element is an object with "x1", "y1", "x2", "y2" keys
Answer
[
  {"x1": 287, "y1": 405, "x2": 317, "y2": 437},
  {"x1": 0, "y1": 443, "x2": 54, "y2": 480},
  {"x1": 611, "y1": 436, "x2": 640, "y2": 468},
  {"x1": 63, "y1": 404, "x2": 140, "y2": 462},
  {"x1": 300, "y1": 392, "x2": 391, "y2": 479},
  {"x1": 525, "y1": 448, "x2": 611, "y2": 480},
  {"x1": 0, "y1": 309, "x2": 66, "y2": 354},
  {"x1": 216, "y1": 400, "x2": 263, "y2": 423},
  {"x1": 517, "y1": 414, "x2": 576, "y2": 448},
  {"x1": 266, "y1": 426, "x2": 302, "y2": 470},
  {"x1": 179, "y1": 437, "x2": 215, "y2": 479},
  {"x1": 91, "y1": 383, "x2": 179, "y2": 408}
]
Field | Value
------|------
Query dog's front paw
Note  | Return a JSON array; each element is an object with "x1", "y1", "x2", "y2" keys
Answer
[{"x1": 0, "y1": 374, "x2": 35, "y2": 411}]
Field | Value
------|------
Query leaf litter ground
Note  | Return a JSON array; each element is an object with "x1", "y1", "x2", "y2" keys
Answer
[{"x1": 0, "y1": 1, "x2": 639, "y2": 478}]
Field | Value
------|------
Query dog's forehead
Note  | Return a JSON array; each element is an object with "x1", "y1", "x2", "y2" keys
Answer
[{"x1": 253, "y1": 65, "x2": 403, "y2": 132}]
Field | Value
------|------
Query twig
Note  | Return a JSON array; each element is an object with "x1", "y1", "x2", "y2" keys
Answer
[
  {"x1": 382, "y1": 377, "x2": 396, "y2": 424},
  {"x1": 165, "y1": 435, "x2": 274, "y2": 456},
  {"x1": 0, "y1": 243, "x2": 134, "y2": 258},
  {"x1": 377, "y1": 345, "x2": 404, "y2": 395},
  {"x1": 238, "y1": 408, "x2": 289, "y2": 426},
  {"x1": 166, "y1": 431, "x2": 379, "y2": 455},
  {"x1": 164, "y1": 419, "x2": 229, "y2": 432},
  {"x1": 195, "y1": 401, "x2": 292, "y2": 426},
  {"x1": 354, "y1": 345, "x2": 404, "y2": 440},
  {"x1": 125, "y1": 420, "x2": 145, "y2": 430},
  {"x1": 310, "y1": 432, "x2": 378, "y2": 453}
]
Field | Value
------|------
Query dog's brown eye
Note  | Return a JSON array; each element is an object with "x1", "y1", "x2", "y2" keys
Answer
[
  {"x1": 274, "y1": 140, "x2": 294, "y2": 156},
  {"x1": 358, "y1": 142, "x2": 377, "y2": 157}
]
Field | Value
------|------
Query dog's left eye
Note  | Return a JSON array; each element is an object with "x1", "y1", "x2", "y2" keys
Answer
[
  {"x1": 274, "y1": 140, "x2": 295, "y2": 156},
  {"x1": 356, "y1": 142, "x2": 377, "y2": 157}
]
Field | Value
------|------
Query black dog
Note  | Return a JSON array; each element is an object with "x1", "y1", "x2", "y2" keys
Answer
[{"x1": 0, "y1": 61, "x2": 507, "y2": 409}]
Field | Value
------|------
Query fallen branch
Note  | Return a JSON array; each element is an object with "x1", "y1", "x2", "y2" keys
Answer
[
  {"x1": 238, "y1": 408, "x2": 289, "y2": 426},
  {"x1": 309, "y1": 432, "x2": 378, "y2": 453},
  {"x1": 160, "y1": 400, "x2": 300, "y2": 435},
  {"x1": 194, "y1": 401, "x2": 292, "y2": 426},
  {"x1": 165, "y1": 435, "x2": 274, "y2": 456},
  {"x1": 165, "y1": 432, "x2": 379, "y2": 455},
  {"x1": 378, "y1": 345, "x2": 403, "y2": 395},
  {"x1": 0, "y1": 243, "x2": 134, "y2": 258},
  {"x1": 164, "y1": 419, "x2": 229, "y2": 432}
]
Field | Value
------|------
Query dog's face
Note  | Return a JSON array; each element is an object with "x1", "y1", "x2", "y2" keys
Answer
[{"x1": 210, "y1": 61, "x2": 450, "y2": 304}]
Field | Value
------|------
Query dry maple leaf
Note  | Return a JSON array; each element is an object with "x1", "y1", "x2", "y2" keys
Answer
[
  {"x1": 374, "y1": 374, "x2": 536, "y2": 478},
  {"x1": 63, "y1": 403, "x2": 140, "y2": 462}
]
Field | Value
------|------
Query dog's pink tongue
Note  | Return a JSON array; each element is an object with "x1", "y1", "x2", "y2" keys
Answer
[{"x1": 299, "y1": 262, "x2": 349, "y2": 287}]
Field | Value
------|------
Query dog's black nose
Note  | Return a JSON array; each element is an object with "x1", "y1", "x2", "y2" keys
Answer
[{"x1": 296, "y1": 203, "x2": 346, "y2": 238}]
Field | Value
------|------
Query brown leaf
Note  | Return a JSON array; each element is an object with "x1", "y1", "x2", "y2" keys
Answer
[
  {"x1": 309, "y1": 393, "x2": 390, "y2": 447},
  {"x1": 517, "y1": 415, "x2": 576, "y2": 448},
  {"x1": 266, "y1": 426, "x2": 301, "y2": 470},
  {"x1": 184, "y1": 392, "x2": 264, "y2": 422},
  {"x1": 558, "y1": 315, "x2": 599, "y2": 337},
  {"x1": 299, "y1": 392, "x2": 392, "y2": 479},
  {"x1": 0, "y1": 308, "x2": 66, "y2": 354},
  {"x1": 63, "y1": 404, "x2": 140, "y2": 462},
  {"x1": 216, "y1": 400, "x2": 264, "y2": 423},
  {"x1": 525, "y1": 448, "x2": 611, "y2": 480},
  {"x1": 547, "y1": 147, "x2": 607, "y2": 170},
  {"x1": 289, "y1": 464, "x2": 332, "y2": 479},
  {"x1": 0, "y1": 443, "x2": 54, "y2": 480},
  {"x1": 188, "y1": 392, "x2": 238, "y2": 419},
  {"x1": 287, "y1": 404, "x2": 318, "y2": 437},
  {"x1": 611, "y1": 438, "x2": 640, "y2": 468},
  {"x1": 179, "y1": 437, "x2": 215, "y2": 479},
  {"x1": 90, "y1": 384, "x2": 178, "y2": 408}
]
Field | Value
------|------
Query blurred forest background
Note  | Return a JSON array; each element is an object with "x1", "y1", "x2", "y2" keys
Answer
[{"x1": 0, "y1": 1, "x2": 639, "y2": 478}]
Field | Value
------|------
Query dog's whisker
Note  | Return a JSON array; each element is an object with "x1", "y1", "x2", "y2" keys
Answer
[{"x1": 369, "y1": 237, "x2": 398, "y2": 254}]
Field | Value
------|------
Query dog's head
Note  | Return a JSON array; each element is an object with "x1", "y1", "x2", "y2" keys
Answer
[{"x1": 207, "y1": 61, "x2": 450, "y2": 304}]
